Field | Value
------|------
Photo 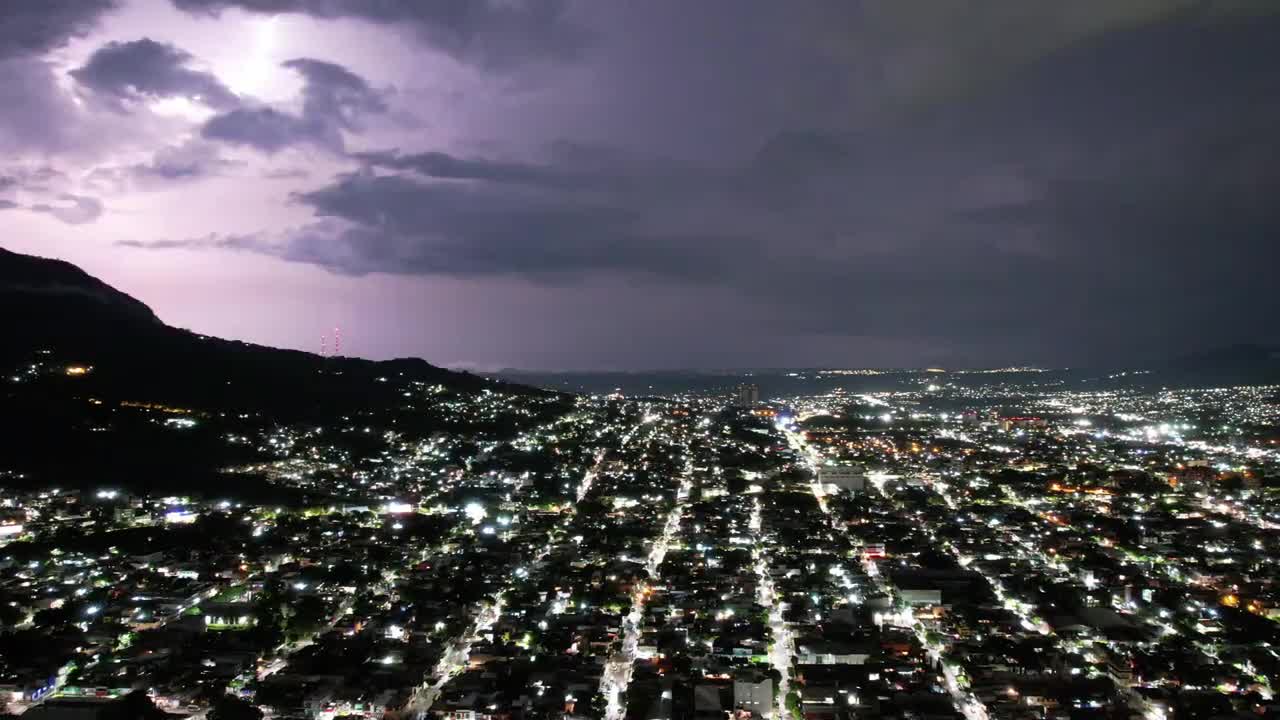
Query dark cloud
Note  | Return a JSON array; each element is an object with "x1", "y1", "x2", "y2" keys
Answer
[
  {"x1": 138, "y1": 140, "x2": 236, "y2": 180},
  {"x1": 201, "y1": 107, "x2": 309, "y2": 153},
  {"x1": 86, "y1": 139, "x2": 238, "y2": 191},
  {"x1": 125, "y1": 167, "x2": 734, "y2": 281},
  {"x1": 27, "y1": 194, "x2": 105, "y2": 225},
  {"x1": 0, "y1": 164, "x2": 105, "y2": 224},
  {"x1": 0, "y1": 166, "x2": 69, "y2": 194},
  {"x1": 262, "y1": 167, "x2": 310, "y2": 180},
  {"x1": 169, "y1": 0, "x2": 587, "y2": 68},
  {"x1": 286, "y1": 172, "x2": 729, "y2": 280},
  {"x1": 177, "y1": 10, "x2": 1280, "y2": 364},
  {"x1": 16, "y1": 1, "x2": 1280, "y2": 367},
  {"x1": 70, "y1": 38, "x2": 239, "y2": 110},
  {"x1": 353, "y1": 149, "x2": 615, "y2": 191},
  {"x1": 201, "y1": 58, "x2": 386, "y2": 152},
  {"x1": 284, "y1": 58, "x2": 386, "y2": 130},
  {"x1": 0, "y1": 0, "x2": 118, "y2": 59},
  {"x1": 118, "y1": 232, "x2": 271, "y2": 252},
  {"x1": 0, "y1": 59, "x2": 85, "y2": 154},
  {"x1": 1, "y1": 55, "x2": 191, "y2": 159}
]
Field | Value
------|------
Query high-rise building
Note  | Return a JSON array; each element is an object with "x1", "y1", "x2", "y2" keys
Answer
[{"x1": 735, "y1": 383, "x2": 760, "y2": 406}]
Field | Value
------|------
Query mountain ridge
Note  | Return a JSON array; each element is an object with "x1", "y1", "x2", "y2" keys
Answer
[{"x1": 0, "y1": 246, "x2": 545, "y2": 415}]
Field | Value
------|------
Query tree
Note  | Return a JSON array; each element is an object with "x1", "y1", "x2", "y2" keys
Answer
[
  {"x1": 588, "y1": 692, "x2": 609, "y2": 719},
  {"x1": 33, "y1": 606, "x2": 75, "y2": 629},
  {"x1": 209, "y1": 695, "x2": 264, "y2": 720},
  {"x1": 785, "y1": 691, "x2": 802, "y2": 719},
  {"x1": 103, "y1": 691, "x2": 167, "y2": 720},
  {"x1": 0, "y1": 601, "x2": 24, "y2": 628},
  {"x1": 287, "y1": 594, "x2": 329, "y2": 641}
]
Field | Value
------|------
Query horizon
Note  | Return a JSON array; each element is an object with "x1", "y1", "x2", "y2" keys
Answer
[
  {"x1": 3, "y1": 2, "x2": 1279, "y2": 369},
  {"x1": 4, "y1": 242, "x2": 1277, "y2": 376}
]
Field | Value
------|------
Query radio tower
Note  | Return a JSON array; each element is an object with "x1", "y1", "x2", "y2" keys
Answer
[
  {"x1": 320, "y1": 334, "x2": 327, "y2": 357},
  {"x1": 333, "y1": 326, "x2": 342, "y2": 357}
]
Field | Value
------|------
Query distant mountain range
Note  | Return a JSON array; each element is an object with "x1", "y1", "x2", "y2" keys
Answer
[
  {"x1": 1169, "y1": 343, "x2": 1280, "y2": 372},
  {"x1": 0, "y1": 246, "x2": 539, "y2": 417}
]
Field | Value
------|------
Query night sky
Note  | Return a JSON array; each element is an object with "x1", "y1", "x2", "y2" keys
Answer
[{"x1": 3, "y1": 1, "x2": 1278, "y2": 370}]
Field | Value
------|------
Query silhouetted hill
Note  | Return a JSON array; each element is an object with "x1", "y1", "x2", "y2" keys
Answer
[
  {"x1": 2, "y1": 246, "x2": 164, "y2": 350},
  {"x1": 0, "y1": 246, "x2": 543, "y2": 418},
  {"x1": 1170, "y1": 343, "x2": 1280, "y2": 371}
]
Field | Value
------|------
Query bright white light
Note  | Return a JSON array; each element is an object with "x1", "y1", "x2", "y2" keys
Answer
[
  {"x1": 385, "y1": 502, "x2": 413, "y2": 515},
  {"x1": 86, "y1": 605, "x2": 100, "y2": 615},
  {"x1": 464, "y1": 502, "x2": 487, "y2": 524},
  {"x1": 223, "y1": 16, "x2": 280, "y2": 96},
  {"x1": 148, "y1": 96, "x2": 215, "y2": 122}
]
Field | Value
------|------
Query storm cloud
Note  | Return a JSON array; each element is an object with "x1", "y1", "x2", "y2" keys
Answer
[
  {"x1": 0, "y1": 0, "x2": 118, "y2": 59},
  {"x1": 86, "y1": 139, "x2": 238, "y2": 192},
  {"x1": 209, "y1": 8, "x2": 1277, "y2": 364},
  {"x1": 169, "y1": 0, "x2": 587, "y2": 68},
  {"x1": 201, "y1": 58, "x2": 386, "y2": 152},
  {"x1": 6, "y1": 1, "x2": 1280, "y2": 368},
  {"x1": 28, "y1": 194, "x2": 105, "y2": 225},
  {"x1": 71, "y1": 37, "x2": 239, "y2": 110}
]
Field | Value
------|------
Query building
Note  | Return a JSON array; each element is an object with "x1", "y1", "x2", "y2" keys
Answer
[
  {"x1": 818, "y1": 465, "x2": 865, "y2": 493},
  {"x1": 203, "y1": 602, "x2": 256, "y2": 629},
  {"x1": 1106, "y1": 649, "x2": 1135, "y2": 687},
  {"x1": 1000, "y1": 416, "x2": 1048, "y2": 432},
  {"x1": 795, "y1": 640, "x2": 871, "y2": 665},
  {"x1": 732, "y1": 671, "x2": 773, "y2": 716},
  {"x1": 898, "y1": 589, "x2": 943, "y2": 606},
  {"x1": 735, "y1": 383, "x2": 760, "y2": 406},
  {"x1": 21, "y1": 697, "x2": 127, "y2": 720},
  {"x1": 861, "y1": 543, "x2": 886, "y2": 559}
]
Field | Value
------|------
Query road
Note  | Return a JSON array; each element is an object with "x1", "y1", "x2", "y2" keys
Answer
[
  {"x1": 406, "y1": 595, "x2": 507, "y2": 719},
  {"x1": 601, "y1": 471, "x2": 692, "y2": 720},
  {"x1": 751, "y1": 498, "x2": 794, "y2": 718},
  {"x1": 784, "y1": 423, "x2": 988, "y2": 720}
]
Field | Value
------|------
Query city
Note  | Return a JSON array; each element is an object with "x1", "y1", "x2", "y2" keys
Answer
[
  {"x1": 3, "y1": 347, "x2": 1277, "y2": 720},
  {"x1": 4, "y1": 1, "x2": 1280, "y2": 719}
]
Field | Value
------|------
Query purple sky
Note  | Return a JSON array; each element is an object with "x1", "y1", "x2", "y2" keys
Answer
[{"x1": 3, "y1": 0, "x2": 1279, "y2": 370}]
